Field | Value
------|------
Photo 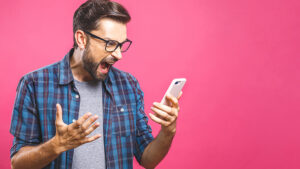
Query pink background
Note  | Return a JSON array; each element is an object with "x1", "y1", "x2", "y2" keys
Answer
[{"x1": 1, "y1": 0, "x2": 300, "y2": 168}]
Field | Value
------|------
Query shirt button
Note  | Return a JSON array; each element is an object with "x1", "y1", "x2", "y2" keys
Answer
[
  {"x1": 75, "y1": 95, "x2": 79, "y2": 99},
  {"x1": 120, "y1": 108, "x2": 124, "y2": 112}
]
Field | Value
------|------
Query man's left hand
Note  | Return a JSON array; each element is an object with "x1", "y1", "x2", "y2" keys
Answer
[{"x1": 149, "y1": 91, "x2": 183, "y2": 136}]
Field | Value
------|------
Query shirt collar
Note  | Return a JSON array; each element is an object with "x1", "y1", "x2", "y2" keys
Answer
[
  {"x1": 58, "y1": 48, "x2": 75, "y2": 85},
  {"x1": 102, "y1": 66, "x2": 113, "y2": 95}
]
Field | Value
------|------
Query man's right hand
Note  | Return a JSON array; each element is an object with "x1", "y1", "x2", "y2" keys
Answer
[
  {"x1": 11, "y1": 104, "x2": 101, "y2": 169},
  {"x1": 52, "y1": 103, "x2": 101, "y2": 154}
]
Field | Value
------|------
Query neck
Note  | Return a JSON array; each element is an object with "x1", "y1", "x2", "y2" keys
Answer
[{"x1": 70, "y1": 47, "x2": 93, "y2": 82}]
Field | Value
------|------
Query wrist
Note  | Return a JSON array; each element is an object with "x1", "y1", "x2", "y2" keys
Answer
[
  {"x1": 161, "y1": 123, "x2": 177, "y2": 137},
  {"x1": 49, "y1": 136, "x2": 64, "y2": 155},
  {"x1": 160, "y1": 127, "x2": 176, "y2": 139}
]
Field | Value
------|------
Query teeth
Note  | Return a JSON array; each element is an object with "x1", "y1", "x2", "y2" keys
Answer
[{"x1": 100, "y1": 60, "x2": 113, "y2": 68}]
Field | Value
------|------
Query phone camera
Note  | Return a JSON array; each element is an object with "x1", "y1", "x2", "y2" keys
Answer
[{"x1": 175, "y1": 81, "x2": 180, "y2": 85}]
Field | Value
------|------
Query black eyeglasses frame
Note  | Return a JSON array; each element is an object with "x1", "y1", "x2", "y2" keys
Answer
[{"x1": 84, "y1": 31, "x2": 132, "y2": 53}]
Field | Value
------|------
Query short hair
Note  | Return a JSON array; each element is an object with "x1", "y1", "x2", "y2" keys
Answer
[{"x1": 73, "y1": 0, "x2": 131, "y2": 49}]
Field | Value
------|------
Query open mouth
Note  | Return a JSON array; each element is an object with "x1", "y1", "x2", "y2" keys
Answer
[{"x1": 97, "y1": 61, "x2": 112, "y2": 74}]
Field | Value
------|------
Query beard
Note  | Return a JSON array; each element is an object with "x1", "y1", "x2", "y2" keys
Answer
[{"x1": 82, "y1": 43, "x2": 117, "y2": 81}]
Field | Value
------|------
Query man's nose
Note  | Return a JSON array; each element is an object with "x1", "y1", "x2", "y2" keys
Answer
[{"x1": 111, "y1": 47, "x2": 122, "y2": 60}]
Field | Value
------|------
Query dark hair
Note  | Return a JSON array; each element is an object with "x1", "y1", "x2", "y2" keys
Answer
[{"x1": 73, "y1": 0, "x2": 131, "y2": 49}]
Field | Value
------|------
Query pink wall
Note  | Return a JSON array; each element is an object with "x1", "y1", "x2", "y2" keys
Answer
[{"x1": 1, "y1": 0, "x2": 300, "y2": 168}]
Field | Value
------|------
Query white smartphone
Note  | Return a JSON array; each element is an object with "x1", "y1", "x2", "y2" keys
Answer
[{"x1": 161, "y1": 78, "x2": 186, "y2": 105}]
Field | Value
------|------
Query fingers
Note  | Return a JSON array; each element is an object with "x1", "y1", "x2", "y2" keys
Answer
[
  {"x1": 69, "y1": 112, "x2": 92, "y2": 129},
  {"x1": 153, "y1": 102, "x2": 172, "y2": 115},
  {"x1": 150, "y1": 94, "x2": 182, "y2": 127},
  {"x1": 54, "y1": 109, "x2": 101, "y2": 150},
  {"x1": 151, "y1": 106, "x2": 173, "y2": 121},
  {"x1": 68, "y1": 113, "x2": 100, "y2": 139},
  {"x1": 55, "y1": 104, "x2": 64, "y2": 126},
  {"x1": 82, "y1": 134, "x2": 101, "y2": 144},
  {"x1": 81, "y1": 115, "x2": 99, "y2": 130},
  {"x1": 150, "y1": 101, "x2": 179, "y2": 126},
  {"x1": 83, "y1": 122, "x2": 100, "y2": 136},
  {"x1": 177, "y1": 91, "x2": 183, "y2": 100},
  {"x1": 166, "y1": 94, "x2": 179, "y2": 108},
  {"x1": 149, "y1": 113, "x2": 171, "y2": 126},
  {"x1": 153, "y1": 101, "x2": 179, "y2": 116}
]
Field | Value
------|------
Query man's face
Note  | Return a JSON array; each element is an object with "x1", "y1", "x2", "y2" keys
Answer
[{"x1": 82, "y1": 18, "x2": 127, "y2": 81}]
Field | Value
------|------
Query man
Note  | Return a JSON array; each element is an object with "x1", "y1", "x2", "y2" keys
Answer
[{"x1": 10, "y1": 0, "x2": 182, "y2": 169}]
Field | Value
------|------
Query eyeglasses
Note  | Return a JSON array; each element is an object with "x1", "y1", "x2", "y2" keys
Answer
[{"x1": 84, "y1": 31, "x2": 132, "y2": 53}]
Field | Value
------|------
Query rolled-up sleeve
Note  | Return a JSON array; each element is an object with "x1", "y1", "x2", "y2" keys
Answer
[
  {"x1": 10, "y1": 76, "x2": 41, "y2": 158},
  {"x1": 133, "y1": 79, "x2": 154, "y2": 163}
]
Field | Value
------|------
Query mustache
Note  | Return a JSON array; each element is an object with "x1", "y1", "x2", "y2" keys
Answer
[
  {"x1": 102, "y1": 56, "x2": 118, "y2": 64},
  {"x1": 96, "y1": 56, "x2": 118, "y2": 69}
]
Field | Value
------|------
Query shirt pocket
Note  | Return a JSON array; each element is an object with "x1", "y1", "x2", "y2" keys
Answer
[{"x1": 111, "y1": 104, "x2": 135, "y2": 137}]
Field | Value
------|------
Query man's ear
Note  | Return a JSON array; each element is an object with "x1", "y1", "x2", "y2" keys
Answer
[{"x1": 75, "y1": 30, "x2": 87, "y2": 49}]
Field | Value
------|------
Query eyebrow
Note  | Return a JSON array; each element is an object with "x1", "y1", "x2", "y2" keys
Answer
[{"x1": 103, "y1": 37, "x2": 128, "y2": 43}]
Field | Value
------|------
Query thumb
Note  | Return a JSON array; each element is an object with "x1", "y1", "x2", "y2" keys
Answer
[
  {"x1": 56, "y1": 103, "x2": 64, "y2": 125},
  {"x1": 177, "y1": 91, "x2": 183, "y2": 100}
]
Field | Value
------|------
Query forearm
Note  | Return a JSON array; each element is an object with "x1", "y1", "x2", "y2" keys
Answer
[
  {"x1": 141, "y1": 130, "x2": 175, "y2": 169},
  {"x1": 11, "y1": 137, "x2": 61, "y2": 169}
]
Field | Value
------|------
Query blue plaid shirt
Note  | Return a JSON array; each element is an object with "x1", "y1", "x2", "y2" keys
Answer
[{"x1": 10, "y1": 49, "x2": 154, "y2": 169}]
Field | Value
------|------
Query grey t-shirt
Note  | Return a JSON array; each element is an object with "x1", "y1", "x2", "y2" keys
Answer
[{"x1": 72, "y1": 79, "x2": 106, "y2": 169}]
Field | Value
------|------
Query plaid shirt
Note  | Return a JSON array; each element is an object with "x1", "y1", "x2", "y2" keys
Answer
[{"x1": 10, "y1": 49, "x2": 154, "y2": 169}]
